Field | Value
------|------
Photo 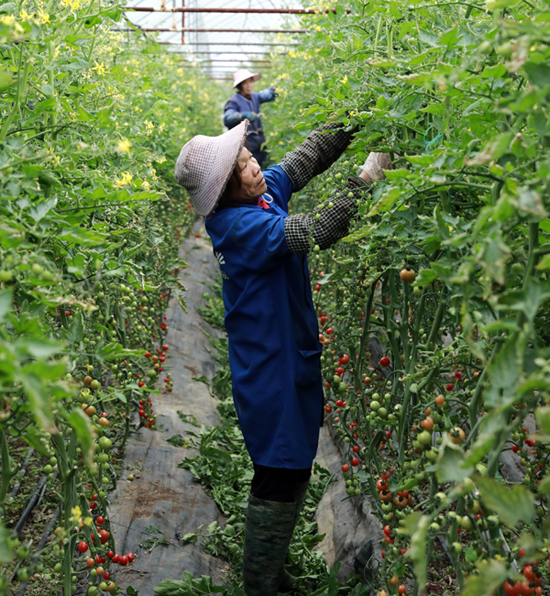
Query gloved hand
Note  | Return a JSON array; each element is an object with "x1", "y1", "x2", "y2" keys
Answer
[
  {"x1": 241, "y1": 111, "x2": 259, "y2": 122},
  {"x1": 359, "y1": 152, "x2": 392, "y2": 181}
]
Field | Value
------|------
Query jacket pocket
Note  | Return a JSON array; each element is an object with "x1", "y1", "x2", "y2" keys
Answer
[{"x1": 296, "y1": 348, "x2": 322, "y2": 387}]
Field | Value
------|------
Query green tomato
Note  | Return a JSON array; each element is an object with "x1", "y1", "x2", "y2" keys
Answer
[
  {"x1": 377, "y1": 407, "x2": 387, "y2": 418},
  {"x1": 461, "y1": 516, "x2": 473, "y2": 531},
  {"x1": 98, "y1": 437, "x2": 112, "y2": 450},
  {"x1": 425, "y1": 448, "x2": 438, "y2": 463},
  {"x1": 370, "y1": 400, "x2": 381, "y2": 411},
  {"x1": 418, "y1": 430, "x2": 432, "y2": 446}
]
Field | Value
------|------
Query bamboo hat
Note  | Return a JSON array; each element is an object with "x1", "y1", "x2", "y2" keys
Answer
[
  {"x1": 174, "y1": 120, "x2": 248, "y2": 217},
  {"x1": 233, "y1": 69, "x2": 261, "y2": 88}
]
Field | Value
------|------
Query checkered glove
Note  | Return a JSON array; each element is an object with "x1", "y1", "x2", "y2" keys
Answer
[
  {"x1": 279, "y1": 122, "x2": 357, "y2": 192},
  {"x1": 284, "y1": 177, "x2": 370, "y2": 254},
  {"x1": 359, "y1": 152, "x2": 392, "y2": 180}
]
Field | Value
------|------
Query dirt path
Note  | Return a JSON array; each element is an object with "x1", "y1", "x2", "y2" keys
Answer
[{"x1": 108, "y1": 229, "x2": 228, "y2": 593}]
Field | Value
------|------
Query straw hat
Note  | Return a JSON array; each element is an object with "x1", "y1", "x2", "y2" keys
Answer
[
  {"x1": 174, "y1": 120, "x2": 248, "y2": 217},
  {"x1": 233, "y1": 68, "x2": 261, "y2": 88}
]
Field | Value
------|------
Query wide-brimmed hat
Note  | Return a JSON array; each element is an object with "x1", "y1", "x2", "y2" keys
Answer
[
  {"x1": 174, "y1": 120, "x2": 248, "y2": 217},
  {"x1": 233, "y1": 68, "x2": 261, "y2": 88}
]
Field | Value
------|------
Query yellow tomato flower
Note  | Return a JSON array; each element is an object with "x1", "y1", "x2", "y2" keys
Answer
[
  {"x1": 115, "y1": 172, "x2": 133, "y2": 187},
  {"x1": 92, "y1": 62, "x2": 105, "y2": 76},
  {"x1": 117, "y1": 138, "x2": 131, "y2": 153}
]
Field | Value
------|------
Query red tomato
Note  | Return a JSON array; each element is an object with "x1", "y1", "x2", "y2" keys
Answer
[
  {"x1": 351, "y1": 457, "x2": 359, "y2": 467},
  {"x1": 383, "y1": 525, "x2": 391, "y2": 536},
  {"x1": 503, "y1": 581, "x2": 522, "y2": 596},
  {"x1": 341, "y1": 464, "x2": 350, "y2": 473},
  {"x1": 325, "y1": 405, "x2": 333, "y2": 413},
  {"x1": 352, "y1": 445, "x2": 360, "y2": 453},
  {"x1": 523, "y1": 566, "x2": 535, "y2": 582},
  {"x1": 446, "y1": 383, "x2": 455, "y2": 391},
  {"x1": 77, "y1": 541, "x2": 88, "y2": 553},
  {"x1": 376, "y1": 479, "x2": 389, "y2": 491},
  {"x1": 86, "y1": 557, "x2": 95, "y2": 567},
  {"x1": 339, "y1": 354, "x2": 350, "y2": 365},
  {"x1": 380, "y1": 356, "x2": 390, "y2": 367},
  {"x1": 119, "y1": 556, "x2": 129, "y2": 566}
]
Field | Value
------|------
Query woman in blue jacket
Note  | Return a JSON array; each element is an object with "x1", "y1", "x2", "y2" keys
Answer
[
  {"x1": 224, "y1": 69, "x2": 276, "y2": 167},
  {"x1": 174, "y1": 118, "x2": 390, "y2": 595}
]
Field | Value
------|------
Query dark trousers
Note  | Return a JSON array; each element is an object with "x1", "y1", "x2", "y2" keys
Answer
[{"x1": 251, "y1": 463, "x2": 311, "y2": 503}]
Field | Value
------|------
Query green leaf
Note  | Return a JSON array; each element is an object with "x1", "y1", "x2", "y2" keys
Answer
[
  {"x1": 153, "y1": 580, "x2": 190, "y2": 596},
  {"x1": 0, "y1": 288, "x2": 13, "y2": 321},
  {"x1": 66, "y1": 408, "x2": 96, "y2": 468},
  {"x1": 538, "y1": 475, "x2": 550, "y2": 494},
  {"x1": 414, "y1": 268, "x2": 437, "y2": 286},
  {"x1": 439, "y1": 25, "x2": 461, "y2": 47},
  {"x1": 484, "y1": 336, "x2": 523, "y2": 408},
  {"x1": 33, "y1": 97, "x2": 57, "y2": 114},
  {"x1": 398, "y1": 513, "x2": 429, "y2": 589},
  {"x1": 77, "y1": 104, "x2": 92, "y2": 121},
  {"x1": 475, "y1": 475, "x2": 535, "y2": 527},
  {"x1": 0, "y1": 521, "x2": 13, "y2": 564},
  {"x1": 59, "y1": 228, "x2": 107, "y2": 246},
  {"x1": 536, "y1": 254, "x2": 550, "y2": 270},
  {"x1": 436, "y1": 440, "x2": 473, "y2": 483},
  {"x1": 523, "y1": 61, "x2": 550, "y2": 87},
  {"x1": 19, "y1": 367, "x2": 58, "y2": 433},
  {"x1": 0, "y1": 67, "x2": 13, "y2": 92},
  {"x1": 462, "y1": 558, "x2": 509, "y2": 596},
  {"x1": 462, "y1": 411, "x2": 506, "y2": 467},
  {"x1": 367, "y1": 187, "x2": 402, "y2": 216},
  {"x1": 535, "y1": 407, "x2": 550, "y2": 441},
  {"x1": 66, "y1": 311, "x2": 84, "y2": 344},
  {"x1": 465, "y1": 133, "x2": 512, "y2": 166}
]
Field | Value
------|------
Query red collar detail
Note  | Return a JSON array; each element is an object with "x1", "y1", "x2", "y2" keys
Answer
[{"x1": 255, "y1": 198, "x2": 270, "y2": 209}]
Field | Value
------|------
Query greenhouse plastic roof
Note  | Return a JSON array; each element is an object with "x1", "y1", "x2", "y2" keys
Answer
[{"x1": 123, "y1": 0, "x2": 304, "y2": 80}]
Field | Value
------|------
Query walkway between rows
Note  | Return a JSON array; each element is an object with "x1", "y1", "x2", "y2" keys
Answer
[{"x1": 108, "y1": 229, "x2": 227, "y2": 593}]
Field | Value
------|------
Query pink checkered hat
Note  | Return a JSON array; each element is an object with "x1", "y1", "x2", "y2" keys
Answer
[
  {"x1": 233, "y1": 68, "x2": 261, "y2": 88},
  {"x1": 174, "y1": 120, "x2": 248, "y2": 217}
]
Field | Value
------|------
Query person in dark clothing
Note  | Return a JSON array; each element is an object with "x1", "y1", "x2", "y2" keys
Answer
[
  {"x1": 174, "y1": 118, "x2": 391, "y2": 595},
  {"x1": 223, "y1": 68, "x2": 276, "y2": 167}
]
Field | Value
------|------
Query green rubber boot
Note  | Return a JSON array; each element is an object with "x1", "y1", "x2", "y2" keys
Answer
[
  {"x1": 242, "y1": 494, "x2": 296, "y2": 596},
  {"x1": 279, "y1": 480, "x2": 310, "y2": 594}
]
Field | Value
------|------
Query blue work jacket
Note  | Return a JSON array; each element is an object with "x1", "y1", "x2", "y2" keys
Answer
[
  {"x1": 224, "y1": 88, "x2": 275, "y2": 154},
  {"x1": 205, "y1": 165, "x2": 324, "y2": 469}
]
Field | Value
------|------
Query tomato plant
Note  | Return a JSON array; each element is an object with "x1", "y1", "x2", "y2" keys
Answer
[
  {"x1": 0, "y1": 2, "x2": 221, "y2": 593},
  {"x1": 264, "y1": 0, "x2": 550, "y2": 592}
]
